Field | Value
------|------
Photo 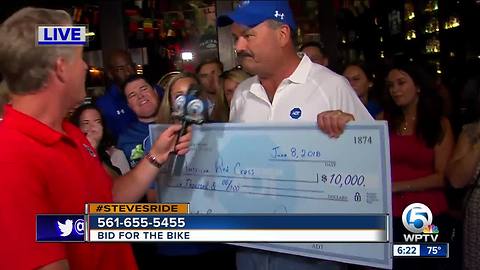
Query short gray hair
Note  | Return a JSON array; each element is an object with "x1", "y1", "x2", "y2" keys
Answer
[
  {"x1": 266, "y1": 19, "x2": 297, "y2": 46},
  {"x1": 0, "y1": 7, "x2": 75, "y2": 94}
]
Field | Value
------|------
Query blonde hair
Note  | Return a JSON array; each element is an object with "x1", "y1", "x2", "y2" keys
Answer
[
  {"x1": 156, "y1": 72, "x2": 199, "y2": 124},
  {"x1": 210, "y1": 69, "x2": 250, "y2": 122},
  {"x1": 0, "y1": 7, "x2": 75, "y2": 94},
  {"x1": 157, "y1": 71, "x2": 181, "y2": 89},
  {"x1": 222, "y1": 69, "x2": 250, "y2": 85}
]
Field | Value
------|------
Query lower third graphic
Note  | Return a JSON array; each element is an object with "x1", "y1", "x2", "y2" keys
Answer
[{"x1": 37, "y1": 215, "x2": 85, "y2": 242}]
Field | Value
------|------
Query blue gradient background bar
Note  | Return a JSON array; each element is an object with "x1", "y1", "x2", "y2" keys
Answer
[
  {"x1": 88, "y1": 215, "x2": 387, "y2": 230},
  {"x1": 36, "y1": 215, "x2": 85, "y2": 242},
  {"x1": 420, "y1": 243, "x2": 449, "y2": 257}
]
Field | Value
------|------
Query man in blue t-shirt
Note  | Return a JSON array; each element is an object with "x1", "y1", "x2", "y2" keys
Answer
[
  {"x1": 117, "y1": 75, "x2": 160, "y2": 168},
  {"x1": 96, "y1": 50, "x2": 139, "y2": 140}
]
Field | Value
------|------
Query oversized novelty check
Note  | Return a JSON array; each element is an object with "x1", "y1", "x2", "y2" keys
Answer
[{"x1": 150, "y1": 122, "x2": 392, "y2": 269}]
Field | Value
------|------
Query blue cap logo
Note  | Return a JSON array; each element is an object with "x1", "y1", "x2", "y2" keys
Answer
[
  {"x1": 290, "y1": 108, "x2": 302, "y2": 119},
  {"x1": 274, "y1": 10, "x2": 285, "y2": 20}
]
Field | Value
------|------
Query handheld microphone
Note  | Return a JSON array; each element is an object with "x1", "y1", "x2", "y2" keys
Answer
[{"x1": 169, "y1": 84, "x2": 206, "y2": 176}]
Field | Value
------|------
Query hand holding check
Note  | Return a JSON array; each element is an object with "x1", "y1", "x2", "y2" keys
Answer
[{"x1": 317, "y1": 110, "x2": 355, "y2": 138}]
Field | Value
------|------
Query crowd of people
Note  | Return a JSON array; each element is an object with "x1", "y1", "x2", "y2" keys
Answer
[{"x1": 1, "y1": 1, "x2": 480, "y2": 270}]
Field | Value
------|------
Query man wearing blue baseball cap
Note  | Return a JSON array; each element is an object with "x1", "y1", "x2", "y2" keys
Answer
[
  {"x1": 217, "y1": 0, "x2": 298, "y2": 33},
  {"x1": 218, "y1": 1, "x2": 372, "y2": 270}
]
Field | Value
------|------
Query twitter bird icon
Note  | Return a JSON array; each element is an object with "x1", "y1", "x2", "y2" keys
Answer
[{"x1": 57, "y1": 219, "x2": 73, "y2": 237}]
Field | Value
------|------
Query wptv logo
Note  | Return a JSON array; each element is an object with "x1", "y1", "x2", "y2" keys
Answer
[
  {"x1": 402, "y1": 203, "x2": 439, "y2": 242},
  {"x1": 36, "y1": 25, "x2": 92, "y2": 46}
]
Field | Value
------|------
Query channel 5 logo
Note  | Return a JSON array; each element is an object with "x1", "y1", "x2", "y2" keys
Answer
[{"x1": 402, "y1": 203, "x2": 439, "y2": 242}]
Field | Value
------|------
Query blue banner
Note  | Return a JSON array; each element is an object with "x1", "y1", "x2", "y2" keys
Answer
[
  {"x1": 36, "y1": 215, "x2": 85, "y2": 242},
  {"x1": 88, "y1": 215, "x2": 387, "y2": 230}
]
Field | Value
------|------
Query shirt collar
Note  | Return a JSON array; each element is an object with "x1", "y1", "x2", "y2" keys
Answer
[
  {"x1": 248, "y1": 77, "x2": 269, "y2": 103},
  {"x1": 2, "y1": 105, "x2": 73, "y2": 145},
  {"x1": 286, "y1": 55, "x2": 311, "y2": 84}
]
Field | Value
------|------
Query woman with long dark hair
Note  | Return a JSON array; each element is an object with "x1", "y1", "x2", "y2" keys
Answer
[
  {"x1": 380, "y1": 61, "x2": 454, "y2": 269},
  {"x1": 71, "y1": 103, "x2": 130, "y2": 177}
]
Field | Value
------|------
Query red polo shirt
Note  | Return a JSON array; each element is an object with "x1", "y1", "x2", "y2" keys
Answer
[{"x1": 0, "y1": 105, "x2": 137, "y2": 270}]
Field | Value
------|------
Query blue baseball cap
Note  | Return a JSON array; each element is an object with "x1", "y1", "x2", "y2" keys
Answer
[{"x1": 217, "y1": 0, "x2": 297, "y2": 31}]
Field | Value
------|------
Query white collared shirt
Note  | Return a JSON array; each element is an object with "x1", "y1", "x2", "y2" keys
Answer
[{"x1": 230, "y1": 56, "x2": 373, "y2": 122}]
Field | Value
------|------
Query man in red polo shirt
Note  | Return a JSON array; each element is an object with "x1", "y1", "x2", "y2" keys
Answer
[{"x1": 0, "y1": 7, "x2": 191, "y2": 270}]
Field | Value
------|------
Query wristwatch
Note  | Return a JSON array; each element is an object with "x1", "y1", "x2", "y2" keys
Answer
[{"x1": 145, "y1": 152, "x2": 162, "y2": 168}]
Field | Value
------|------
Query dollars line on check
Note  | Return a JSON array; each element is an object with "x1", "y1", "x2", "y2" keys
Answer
[
  {"x1": 167, "y1": 173, "x2": 356, "y2": 202},
  {"x1": 169, "y1": 178, "x2": 349, "y2": 202}
]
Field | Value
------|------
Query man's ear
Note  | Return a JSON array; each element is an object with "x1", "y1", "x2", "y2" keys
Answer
[
  {"x1": 277, "y1": 25, "x2": 291, "y2": 48},
  {"x1": 54, "y1": 57, "x2": 68, "y2": 83}
]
